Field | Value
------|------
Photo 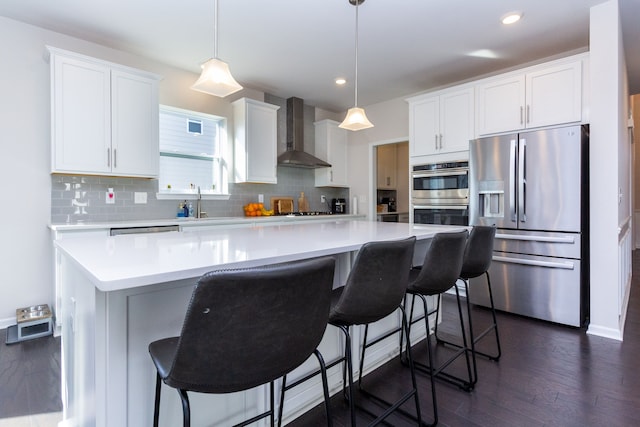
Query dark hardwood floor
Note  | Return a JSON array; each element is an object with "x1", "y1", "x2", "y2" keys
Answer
[
  {"x1": 289, "y1": 254, "x2": 640, "y2": 427},
  {"x1": 3, "y1": 253, "x2": 640, "y2": 426},
  {"x1": 0, "y1": 325, "x2": 61, "y2": 425}
]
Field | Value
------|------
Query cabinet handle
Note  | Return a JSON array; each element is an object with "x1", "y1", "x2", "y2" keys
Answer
[
  {"x1": 386, "y1": 177, "x2": 391, "y2": 186},
  {"x1": 113, "y1": 148, "x2": 117, "y2": 168},
  {"x1": 330, "y1": 170, "x2": 333, "y2": 182},
  {"x1": 526, "y1": 105, "x2": 530, "y2": 124},
  {"x1": 434, "y1": 135, "x2": 438, "y2": 150},
  {"x1": 520, "y1": 106, "x2": 524, "y2": 125},
  {"x1": 439, "y1": 134, "x2": 443, "y2": 149},
  {"x1": 107, "y1": 148, "x2": 111, "y2": 167}
]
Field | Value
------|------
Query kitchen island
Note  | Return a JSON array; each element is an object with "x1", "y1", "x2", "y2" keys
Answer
[{"x1": 54, "y1": 220, "x2": 466, "y2": 426}]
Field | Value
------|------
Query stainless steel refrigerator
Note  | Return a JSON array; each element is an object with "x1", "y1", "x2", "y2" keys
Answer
[{"x1": 468, "y1": 124, "x2": 589, "y2": 327}]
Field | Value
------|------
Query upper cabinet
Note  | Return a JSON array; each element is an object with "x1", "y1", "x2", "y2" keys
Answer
[
  {"x1": 476, "y1": 59, "x2": 583, "y2": 135},
  {"x1": 376, "y1": 144, "x2": 397, "y2": 189},
  {"x1": 408, "y1": 86, "x2": 474, "y2": 158},
  {"x1": 232, "y1": 98, "x2": 280, "y2": 184},
  {"x1": 314, "y1": 119, "x2": 348, "y2": 187},
  {"x1": 49, "y1": 47, "x2": 160, "y2": 177}
]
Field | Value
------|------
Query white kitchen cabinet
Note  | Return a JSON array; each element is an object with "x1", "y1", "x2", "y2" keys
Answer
[
  {"x1": 408, "y1": 86, "x2": 474, "y2": 157},
  {"x1": 376, "y1": 144, "x2": 397, "y2": 189},
  {"x1": 49, "y1": 47, "x2": 160, "y2": 177},
  {"x1": 314, "y1": 119, "x2": 348, "y2": 187},
  {"x1": 232, "y1": 98, "x2": 280, "y2": 184},
  {"x1": 476, "y1": 59, "x2": 583, "y2": 135}
]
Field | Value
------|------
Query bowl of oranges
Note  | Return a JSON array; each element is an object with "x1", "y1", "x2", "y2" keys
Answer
[{"x1": 243, "y1": 202, "x2": 274, "y2": 217}]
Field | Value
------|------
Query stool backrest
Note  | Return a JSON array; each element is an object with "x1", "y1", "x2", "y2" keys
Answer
[
  {"x1": 460, "y1": 225, "x2": 496, "y2": 279},
  {"x1": 165, "y1": 257, "x2": 335, "y2": 393},
  {"x1": 330, "y1": 237, "x2": 416, "y2": 325},
  {"x1": 409, "y1": 230, "x2": 468, "y2": 295}
]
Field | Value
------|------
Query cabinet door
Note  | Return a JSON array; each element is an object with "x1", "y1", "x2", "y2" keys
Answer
[
  {"x1": 52, "y1": 54, "x2": 111, "y2": 174},
  {"x1": 233, "y1": 98, "x2": 279, "y2": 184},
  {"x1": 476, "y1": 75, "x2": 525, "y2": 135},
  {"x1": 376, "y1": 144, "x2": 397, "y2": 189},
  {"x1": 111, "y1": 70, "x2": 159, "y2": 177},
  {"x1": 440, "y1": 88, "x2": 474, "y2": 153},
  {"x1": 525, "y1": 61, "x2": 582, "y2": 129},
  {"x1": 315, "y1": 120, "x2": 348, "y2": 187},
  {"x1": 409, "y1": 96, "x2": 439, "y2": 157}
]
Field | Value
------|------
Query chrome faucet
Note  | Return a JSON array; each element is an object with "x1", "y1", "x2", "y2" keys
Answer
[{"x1": 197, "y1": 186, "x2": 202, "y2": 218}]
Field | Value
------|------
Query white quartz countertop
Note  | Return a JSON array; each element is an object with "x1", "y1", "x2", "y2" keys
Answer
[
  {"x1": 55, "y1": 220, "x2": 466, "y2": 292},
  {"x1": 49, "y1": 214, "x2": 364, "y2": 231}
]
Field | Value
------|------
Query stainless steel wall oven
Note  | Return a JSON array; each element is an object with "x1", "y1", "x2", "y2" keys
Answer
[{"x1": 411, "y1": 160, "x2": 469, "y2": 225}]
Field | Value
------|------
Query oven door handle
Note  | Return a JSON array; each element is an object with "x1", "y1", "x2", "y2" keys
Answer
[
  {"x1": 413, "y1": 205, "x2": 469, "y2": 210},
  {"x1": 412, "y1": 170, "x2": 468, "y2": 179}
]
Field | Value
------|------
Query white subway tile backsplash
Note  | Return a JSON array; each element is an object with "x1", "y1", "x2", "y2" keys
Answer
[{"x1": 50, "y1": 167, "x2": 348, "y2": 223}]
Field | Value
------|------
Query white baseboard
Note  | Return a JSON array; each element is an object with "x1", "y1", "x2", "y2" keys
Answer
[{"x1": 586, "y1": 323, "x2": 623, "y2": 341}]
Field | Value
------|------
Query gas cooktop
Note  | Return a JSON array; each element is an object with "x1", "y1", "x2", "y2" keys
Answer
[{"x1": 279, "y1": 211, "x2": 334, "y2": 216}]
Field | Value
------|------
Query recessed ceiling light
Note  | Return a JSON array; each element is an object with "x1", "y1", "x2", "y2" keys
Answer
[
  {"x1": 501, "y1": 12, "x2": 522, "y2": 25},
  {"x1": 335, "y1": 78, "x2": 347, "y2": 85}
]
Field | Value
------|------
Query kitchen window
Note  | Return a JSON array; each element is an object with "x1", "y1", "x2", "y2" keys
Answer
[{"x1": 157, "y1": 105, "x2": 229, "y2": 199}]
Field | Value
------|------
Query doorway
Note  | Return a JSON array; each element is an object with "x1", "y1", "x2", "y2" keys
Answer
[{"x1": 373, "y1": 141, "x2": 409, "y2": 222}]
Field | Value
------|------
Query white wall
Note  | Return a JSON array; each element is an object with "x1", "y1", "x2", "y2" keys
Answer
[
  {"x1": 587, "y1": 0, "x2": 630, "y2": 339},
  {"x1": 0, "y1": 16, "x2": 259, "y2": 326},
  {"x1": 346, "y1": 97, "x2": 410, "y2": 219}
]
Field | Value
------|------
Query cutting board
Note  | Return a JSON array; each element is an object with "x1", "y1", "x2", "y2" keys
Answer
[{"x1": 270, "y1": 197, "x2": 294, "y2": 214}]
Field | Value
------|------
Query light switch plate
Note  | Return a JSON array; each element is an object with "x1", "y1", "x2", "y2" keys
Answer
[
  {"x1": 106, "y1": 188, "x2": 115, "y2": 204},
  {"x1": 134, "y1": 192, "x2": 147, "y2": 204}
]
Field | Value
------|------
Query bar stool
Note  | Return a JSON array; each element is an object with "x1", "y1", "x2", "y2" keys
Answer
[
  {"x1": 436, "y1": 224, "x2": 501, "y2": 386},
  {"x1": 148, "y1": 257, "x2": 335, "y2": 427},
  {"x1": 401, "y1": 230, "x2": 470, "y2": 426},
  {"x1": 280, "y1": 237, "x2": 422, "y2": 426}
]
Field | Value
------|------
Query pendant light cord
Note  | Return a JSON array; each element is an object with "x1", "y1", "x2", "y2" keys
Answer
[
  {"x1": 213, "y1": 0, "x2": 219, "y2": 59},
  {"x1": 354, "y1": 0, "x2": 359, "y2": 107}
]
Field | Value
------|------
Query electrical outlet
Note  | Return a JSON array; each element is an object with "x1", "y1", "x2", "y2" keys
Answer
[
  {"x1": 134, "y1": 192, "x2": 147, "y2": 204},
  {"x1": 321, "y1": 195, "x2": 326, "y2": 203},
  {"x1": 258, "y1": 194, "x2": 264, "y2": 203},
  {"x1": 106, "y1": 188, "x2": 115, "y2": 204}
]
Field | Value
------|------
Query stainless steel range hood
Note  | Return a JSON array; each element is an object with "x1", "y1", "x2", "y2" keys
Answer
[{"x1": 277, "y1": 97, "x2": 331, "y2": 168}]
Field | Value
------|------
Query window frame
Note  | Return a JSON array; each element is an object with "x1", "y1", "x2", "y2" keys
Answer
[{"x1": 156, "y1": 105, "x2": 231, "y2": 201}]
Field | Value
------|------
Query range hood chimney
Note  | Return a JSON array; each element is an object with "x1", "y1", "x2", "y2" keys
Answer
[{"x1": 277, "y1": 97, "x2": 331, "y2": 168}]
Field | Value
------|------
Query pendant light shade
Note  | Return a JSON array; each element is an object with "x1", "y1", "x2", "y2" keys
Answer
[
  {"x1": 191, "y1": 58, "x2": 242, "y2": 97},
  {"x1": 340, "y1": 107, "x2": 374, "y2": 131},
  {"x1": 191, "y1": 0, "x2": 242, "y2": 97},
  {"x1": 340, "y1": 0, "x2": 373, "y2": 131}
]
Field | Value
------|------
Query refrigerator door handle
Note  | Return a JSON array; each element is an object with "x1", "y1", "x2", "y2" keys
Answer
[
  {"x1": 495, "y1": 233, "x2": 576, "y2": 244},
  {"x1": 509, "y1": 139, "x2": 517, "y2": 222},
  {"x1": 518, "y1": 138, "x2": 527, "y2": 222},
  {"x1": 493, "y1": 255, "x2": 575, "y2": 270},
  {"x1": 413, "y1": 205, "x2": 468, "y2": 210}
]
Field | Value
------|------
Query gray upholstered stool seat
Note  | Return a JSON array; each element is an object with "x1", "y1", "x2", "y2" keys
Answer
[{"x1": 149, "y1": 257, "x2": 336, "y2": 427}]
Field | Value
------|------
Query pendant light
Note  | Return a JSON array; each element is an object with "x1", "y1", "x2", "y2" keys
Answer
[
  {"x1": 339, "y1": 0, "x2": 374, "y2": 131},
  {"x1": 191, "y1": 0, "x2": 243, "y2": 97}
]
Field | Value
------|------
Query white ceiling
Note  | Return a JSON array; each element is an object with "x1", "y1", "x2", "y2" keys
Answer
[{"x1": 1, "y1": 0, "x2": 639, "y2": 112}]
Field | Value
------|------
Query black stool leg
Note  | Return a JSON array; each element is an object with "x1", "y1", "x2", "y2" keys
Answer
[
  {"x1": 436, "y1": 273, "x2": 502, "y2": 363},
  {"x1": 410, "y1": 293, "x2": 439, "y2": 426},
  {"x1": 410, "y1": 289, "x2": 474, "y2": 391},
  {"x1": 484, "y1": 272, "x2": 502, "y2": 360},
  {"x1": 356, "y1": 306, "x2": 429, "y2": 426},
  {"x1": 178, "y1": 388, "x2": 190, "y2": 427},
  {"x1": 277, "y1": 375, "x2": 287, "y2": 427},
  {"x1": 153, "y1": 373, "x2": 162, "y2": 427},
  {"x1": 337, "y1": 325, "x2": 356, "y2": 427},
  {"x1": 313, "y1": 349, "x2": 334, "y2": 427}
]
